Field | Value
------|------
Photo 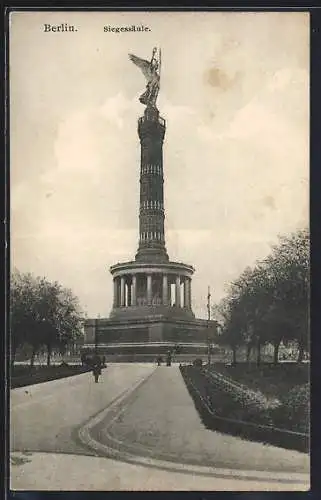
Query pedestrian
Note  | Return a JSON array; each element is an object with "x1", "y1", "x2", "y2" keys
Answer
[{"x1": 92, "y1": 363, "x2": 101, "y2": 383}]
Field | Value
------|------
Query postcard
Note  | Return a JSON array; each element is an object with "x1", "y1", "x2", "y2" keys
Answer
[{"x1": 9, "y1": 10, "x2": 310, "y2": 491}]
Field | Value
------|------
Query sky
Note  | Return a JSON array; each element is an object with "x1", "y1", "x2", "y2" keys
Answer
[{"x1": 10, "y1": 11, "x2": 309, "y2": 319}]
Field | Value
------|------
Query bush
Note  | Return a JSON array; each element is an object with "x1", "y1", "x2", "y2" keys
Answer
[
  {"x1": 211, "y1": 363, "x2": 309, "y2": 400},
  {"x1": 11, "y1": 364, "x2": 91, "y2": 388},
  {"x1": 180, "y1": 364, "x2": 308, "y2": 452},
  {"x1": 271, "y1": 383, "x2": 310, "y2": 433},
  {"x1": 182, "y1": 365, "x2": 282, "y2": 424},
  {"x1": 182, "y1": 364, "x2": 309, "y2": 432},
  {"x1": 205, "y1": 370, "x2": 278, "y2": 425}
]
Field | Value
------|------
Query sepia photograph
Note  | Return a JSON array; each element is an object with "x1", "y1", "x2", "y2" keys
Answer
[{"x1": 9, "y1": 10, "x2": 309, "y2": 491}]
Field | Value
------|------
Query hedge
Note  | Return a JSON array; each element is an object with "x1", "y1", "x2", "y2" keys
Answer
[
  {"x1": 11, "y1": 364, "x2": 92, "y2": 388},
  {"x1": 270, "y1": 383, "x2": 310, "y2": 434},
  {"x1": 180, "y1": 364, "x2": 309, "y2": 453}
]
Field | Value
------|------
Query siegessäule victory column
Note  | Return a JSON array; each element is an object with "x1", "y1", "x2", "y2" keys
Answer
[{"x1": 82, "y1": 48, "x2": 217, "y2": 362}]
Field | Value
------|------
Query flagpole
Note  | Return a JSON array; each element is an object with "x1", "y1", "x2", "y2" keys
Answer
[{"x1": 207, "y1": 286, "x2": 211, "y2": 366}]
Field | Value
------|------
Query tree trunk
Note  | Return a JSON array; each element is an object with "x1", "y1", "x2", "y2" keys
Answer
[
  {"x1": 246, "y1": 344, "x2": 252, "y2": 363},
  {"x1": 273, "y1": 339, "x2": 281, "y2": 365},
  {"x1": 46, "y1": 344, "x2": 52, "y2": 367},
  {"x1": 30, "y1": 348, "x2": 37, "y2": 368},
  {"x1": 297, "y1": 342, "x2": 305, "y2": 363},
  {"x1": 232, "y1": 346, "x2": 237, "y2": 365},
  {"x1": 256, "y1": 341, "x2": 261, "y2": 366}
]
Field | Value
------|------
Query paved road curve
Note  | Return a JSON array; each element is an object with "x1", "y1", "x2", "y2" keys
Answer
[
  {"x1": 94, "y1": 365, "x2": 309, "y2": 474},
  {"x1": 11, "y1": 363, "x2": 309, "y2": 490},
  {"x1": 11, "y1": 363, "x2": 155, "y2": 455}
]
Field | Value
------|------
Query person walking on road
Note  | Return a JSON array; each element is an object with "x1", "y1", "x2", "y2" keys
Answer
[{"x1": 92, "y1": 363, "x2": 101, "y2": 383}]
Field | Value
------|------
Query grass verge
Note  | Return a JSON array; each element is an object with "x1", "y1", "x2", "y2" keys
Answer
[{"x1": 11, "y1": 363, "x2": 92, "y2": 388}]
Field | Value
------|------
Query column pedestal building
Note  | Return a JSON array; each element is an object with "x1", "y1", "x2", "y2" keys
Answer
[{"x1": 83, "y1": 55, "x2": 217, "y2": 361}]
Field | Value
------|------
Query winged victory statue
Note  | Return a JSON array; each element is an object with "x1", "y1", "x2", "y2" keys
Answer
[{"x1": 129, "y1": 47, "x2": 161, "y2": 108}]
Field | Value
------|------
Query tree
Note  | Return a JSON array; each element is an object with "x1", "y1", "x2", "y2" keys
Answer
[
  {"x1": 213, "y1": 298, "x2": 238, "y2": 364},
  {"x1": 261, "y1": 228, "x2": 309, "y2": 363},
  {"x1": 215, "y1": 298, "x2": 246, "y2": 365},
  {"x1": 10, "y1": 271, "x2": 45, "y2": 367},
  {"x1": 10, "y1": 270, "x2": 84, "y2": 366},
  {"x1": 277, "y1": 229, "x2": 308, "y2": 362},
  {"x1": 218, "y1": 266, "x2": 270, "y2": 365},
  {"x1": 213, "y1": 228, "x2": 309, "y2": 365}
]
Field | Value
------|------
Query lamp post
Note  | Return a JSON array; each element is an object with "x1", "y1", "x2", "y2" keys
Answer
[{"x1": 207, "y1": 286, "x2": 211, "y2": 366}]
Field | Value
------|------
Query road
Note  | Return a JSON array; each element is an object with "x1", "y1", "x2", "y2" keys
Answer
[
  {"x1": 11, "y1": 363, "x2": 154, "y2": 455},
  {"x1": 94, "y1": 365, "x2": 309, "y2": 473},
  {"x1": 10, "y1": 363, "x2": 309, "y2": 491}
]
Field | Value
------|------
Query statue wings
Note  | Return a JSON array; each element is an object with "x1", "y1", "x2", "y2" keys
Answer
[{"x1": 129, "y1": 54, "x2": 153, "y2": 81}]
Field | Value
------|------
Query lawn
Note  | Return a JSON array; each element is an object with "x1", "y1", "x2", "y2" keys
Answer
[
  {"x1": 180, "y1": 363, "x2": 309, "y2": 450},
  {"x1": 209, "y1": 362, "x2": 309, "y2": 400}
]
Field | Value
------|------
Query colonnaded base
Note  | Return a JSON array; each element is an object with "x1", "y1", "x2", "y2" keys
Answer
[
  {"x1": 82, "y1": 316, "x2": 217, "y2": 362},
  {"x1": 82, "y1": 258, "x2": 218, "y2": 361}
]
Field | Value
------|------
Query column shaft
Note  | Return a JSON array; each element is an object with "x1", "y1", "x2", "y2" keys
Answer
[
  {"x1": 120, "y1": 277, "x2": 125, "y2": 307},
  {"x1": 188, "y1": 278, "x2": 192, "y2": 309},
  {"x1": 162, "y1": 274, "x2": 168, "y2": 305},
  {"x1": 113, "y1": 278, "x2": 118, "y2": 307},
  {"x1": 127, "y1": 280, "x2": 132, "y2": 307},
  {"x1": 168, "y1": 281, "x2": 172, "y2": 306},
  {"x1": 117, "y1": 279, "x2": 121, "y2": 307},
  {"x1": 175, "y1": 275, "x2": 181, "y2": 307},
  {"x1": 184, "y1": 278, "x2": 189, "y2": 308},
  {"x1": 147, "y1": 274, "x2": 152, "y2": 305},
  {"x1": 132, "y1": 275, "x2": 137, "y2": 306}
]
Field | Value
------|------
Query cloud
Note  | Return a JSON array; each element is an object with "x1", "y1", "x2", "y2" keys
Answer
[{"x1": 11, "y1": 12, "x2": 309, "y2": 318}]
